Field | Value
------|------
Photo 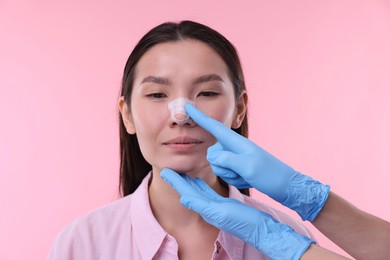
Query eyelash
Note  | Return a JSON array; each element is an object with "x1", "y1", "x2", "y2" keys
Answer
[
  {"x1": 146, "y1": 91, "x2": 219, "y2": 99},
  {"x1": 146, "y1": 93, "x2": 167, "y2": 99},
  {"x1": 198, "y1": 91, "x2": 219, "y2": 97}
]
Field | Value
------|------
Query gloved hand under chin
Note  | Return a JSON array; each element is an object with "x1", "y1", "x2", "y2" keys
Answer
[
  {"x1": 185, "y1": 104, "x2": 330, "y2": 221},
  {"x1": 161, "y1": 168, "x2": 314, "y2": 260}
]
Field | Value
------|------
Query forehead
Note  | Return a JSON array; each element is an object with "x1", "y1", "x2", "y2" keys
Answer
[{"x1": 134, "y1": 39, "x2": 229, "y2": 80}]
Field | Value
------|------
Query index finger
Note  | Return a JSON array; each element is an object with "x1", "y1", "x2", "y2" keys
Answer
[
  {"x1": 160, "y1": 168, "x2": 200, "y2": 197},
  {"x1": 185, "y1": 103, "x2": 246, "y2": 152}
]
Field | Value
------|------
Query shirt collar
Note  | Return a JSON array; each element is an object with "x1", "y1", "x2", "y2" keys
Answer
[
  {"x1": 130, "y1": 172, "x2": 169, "y2": 260},
  {"x1": 216, "y1": 184, "x2": 245, "y2": 259},
  {"x1": 131, "y1": 173, "x2": 246, "y2": 259}
]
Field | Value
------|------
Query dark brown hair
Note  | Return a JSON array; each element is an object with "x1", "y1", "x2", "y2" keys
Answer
[{"x1": 119, "y1": 20, "x2": 249, "y2": 196}]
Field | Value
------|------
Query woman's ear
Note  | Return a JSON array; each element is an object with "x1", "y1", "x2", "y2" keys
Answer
[
  {"x1": 232, "y1": 91, "x2": 248, "y2": 129},
  {"x1": 118, "y1": 96, "x2": 136, "y2": 134}
]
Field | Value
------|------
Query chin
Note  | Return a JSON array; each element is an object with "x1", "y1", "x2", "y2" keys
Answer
[
  {"x1": 165, "y1": 165, "x2": 201, "y2": 175},
  {"x1": 158, "y1": 160, "x2": 210, "y2": 176}
]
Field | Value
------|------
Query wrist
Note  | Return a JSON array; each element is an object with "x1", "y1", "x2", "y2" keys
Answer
[
  {"x1": 282, "y1": 172, "x2": 330, "y2": 221},
  {"x1": 253, "y1": 221, "x2": 315, "y2": 260}
]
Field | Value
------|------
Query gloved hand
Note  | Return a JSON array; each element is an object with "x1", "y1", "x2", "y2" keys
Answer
[
  {"x1": 185, "y1": 104, "x2": 330, "y2": 221},
  {"x1": 161, "y1": 168, "x2": 314, "y2": 260}
]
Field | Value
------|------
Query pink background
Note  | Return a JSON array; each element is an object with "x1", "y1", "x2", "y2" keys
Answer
[{"x1": 1, "y1": 1, "x2": 389, "y2": 259}]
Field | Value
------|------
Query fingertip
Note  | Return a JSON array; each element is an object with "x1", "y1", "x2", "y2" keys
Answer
[
  {"x1": 180, "y1": 196, "x2": 192, "y2": 209},
  {"x1": 160, "y1": 168, "x2": 177, "y2": 181},
  {"x1": 184, "y1": 103, "x2": 195, "y2": 110},
  {"x1": 160, "y1": 168, "x2": 189, "y2": 194},
  {"x1": 184, "y1": 103, "x2": 210, "y2": 125},
  {"x1": 160, "y1": 168, "x2": 166, "y2": 177},
  {"x1": 184, "y1": 103, "x2": 197, "y2": 117},
  {"x1": 160, "y1": 168, "x2": 175, "y2": 186}
]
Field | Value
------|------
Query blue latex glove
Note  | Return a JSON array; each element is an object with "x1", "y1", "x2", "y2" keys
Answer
[
  {"x1": 161, "y1": 168, "x2": 314, "y2": 260},
  {"x1": 185, "y1": 104, "x2": 330, "y2": 221}
]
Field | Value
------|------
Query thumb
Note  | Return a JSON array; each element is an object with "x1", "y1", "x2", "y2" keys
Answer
[{"x1": 207, "y1": 150, "x2": 247, "y2": 176}]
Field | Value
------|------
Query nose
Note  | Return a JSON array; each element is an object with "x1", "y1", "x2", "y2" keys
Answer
[
  {"x1": 169, "y1": 112, "x2": 196, "y2": 127},
  {"x1": 173, "y1": 112, "x2": 188, "y2": 122},
  {"x1": 168, "y1": 97, "x2": 196, "y2": 128}
]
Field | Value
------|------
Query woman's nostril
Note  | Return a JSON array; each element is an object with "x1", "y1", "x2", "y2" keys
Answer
[
  {"x1": 168, "y1": 97, "x2": 195, "y2": 125},
  {"x1": 171, "y1": 112, "x2": 191, "y2": 125},
  {"x1": 174, "y1": 113, "x2": 187, "y2": 121}
]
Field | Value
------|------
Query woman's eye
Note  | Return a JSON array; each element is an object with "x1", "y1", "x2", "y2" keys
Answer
[
  {"x1": 146, "y1": 93, "x2": 167, "y2": 99},
  {"x1": 198, "y1": 91, "x2": 219, "y2": 97}
]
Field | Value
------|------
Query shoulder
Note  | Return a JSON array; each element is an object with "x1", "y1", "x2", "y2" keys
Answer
[
  {"x1": 47, "y1": 195, "x2": 134, "y2": 259},
  {"x1": 67, "y1": 195, "x2": 134, "y2": 235},
  {"x1": 241, "y1": 194, "x2": 315, "y2": 240},
  {"x1": 47, "y1": 173, "x2": 154, "y2": 259}
]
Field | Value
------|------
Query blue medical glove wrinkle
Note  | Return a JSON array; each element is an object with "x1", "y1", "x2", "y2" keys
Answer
[
  {"x1": 185, "y1": 104, "x2": 330, "y2": 221},
  {"x1": 283, "y1": 173, "x2": 331, "y2": 221},
  {"x1": 161, "y1": 169, "x2": 314, "y2": 260}
]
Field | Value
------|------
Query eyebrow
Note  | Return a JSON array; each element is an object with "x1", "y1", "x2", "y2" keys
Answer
[
  {"x1": 141, "y1": 76, "x2": 170, "y2": 85},
  {"x1": 140, "y1": 74, "x2": 224, "y2": 86},
  {"x1": 192, "y1": 74, "x2": 224, "y2": 85}
]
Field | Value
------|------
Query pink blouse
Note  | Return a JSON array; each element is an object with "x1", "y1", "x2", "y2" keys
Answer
[{"x1": 48, "y1": 173, "x2": 315, "y2": 259}]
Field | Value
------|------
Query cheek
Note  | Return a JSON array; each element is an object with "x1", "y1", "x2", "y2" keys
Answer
[
  {"x1": 131, "y1": 103, "x2": 168, "y2": 162},
  {"x1": 132, "y1": 102, "x2": 168, "y2": 131},
  {"x1": 196, "y1": 98, "x2": 236, "y2": 127}
]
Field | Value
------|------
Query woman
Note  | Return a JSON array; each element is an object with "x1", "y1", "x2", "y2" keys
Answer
[{"x1": 48, "y1": 20, "x2": 314, "y2": 259}]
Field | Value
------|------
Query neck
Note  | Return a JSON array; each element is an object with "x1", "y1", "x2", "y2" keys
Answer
[{"x1": 148, "y1": 167, "x2": 229, "y2": 233}]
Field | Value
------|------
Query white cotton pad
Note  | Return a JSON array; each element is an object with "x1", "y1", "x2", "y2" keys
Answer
[{"x1": 167, "y1": 97, "x2": 195, "y2": 125}]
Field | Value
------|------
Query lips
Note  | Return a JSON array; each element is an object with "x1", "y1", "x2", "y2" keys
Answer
[
  {"x1": 163, "y1": 136, "x2": 202, "y2": 152},
  {"x1": 163, "y1": 136, "x2": 202, "y2": 145}
]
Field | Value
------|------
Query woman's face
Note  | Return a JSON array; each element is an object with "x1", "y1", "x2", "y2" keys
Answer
[{"x1": 120, "y1": 40, "x2": 246, "y2": 176}]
